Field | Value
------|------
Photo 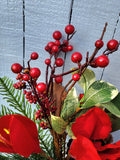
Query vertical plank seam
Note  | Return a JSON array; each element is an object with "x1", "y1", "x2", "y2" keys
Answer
[
  {"x1": 68, "y1": 0, "x2": 74, "y2": 25},
  {"x1": 23, "y1": 0, "x2": 25, "y2": 68},
  {"x1": 23, "y1": 0, "x2": 25, "y2": 107},
  {"x1": 62, "y1": 0, "x2": 75, "y2": 79}
]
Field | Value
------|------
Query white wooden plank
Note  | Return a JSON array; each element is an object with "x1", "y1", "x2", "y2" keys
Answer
[
  {"x1": 25, "y1": 0, "x2": 72, "y2": 82},
  {"x1": 0, "y1": 0, "x2": 23, "y2": 76},
  {"x1": 0, "y1": 0, "x2": 23, "y2": 107}
]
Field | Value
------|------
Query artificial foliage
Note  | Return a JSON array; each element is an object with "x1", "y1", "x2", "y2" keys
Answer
[{"x1": 0, "y1": 22, "x2": 120, "y2": 160}]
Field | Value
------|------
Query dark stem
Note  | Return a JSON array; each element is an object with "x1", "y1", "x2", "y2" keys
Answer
[
  {"x1": 52, "y1": 67, "x2": 80, "y2": 78},
  {"x1": 63, "y1": 22, "x2": 108, "y2": 99}
]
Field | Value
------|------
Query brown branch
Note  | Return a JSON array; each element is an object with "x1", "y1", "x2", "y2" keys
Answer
[
  {"x1": 100, "y1": 22, "x2": 108, "y2": 40},
  {"x1": 52, "y1": 67, "x2": 80, "y2": 78},
  {"x1": 40, "y1": 150, "x2": 54, "y2": 160},
  {"x1": 64, "y1": 22, "x2": 108, "y2": 97}
]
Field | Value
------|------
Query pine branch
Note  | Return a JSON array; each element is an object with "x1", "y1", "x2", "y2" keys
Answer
[
  {"x1": 0, "y1": 77, "x2": 30, "y2": 117},
  {"x1": 36, "y1": 124, "x2": 56, "y2": 159}
]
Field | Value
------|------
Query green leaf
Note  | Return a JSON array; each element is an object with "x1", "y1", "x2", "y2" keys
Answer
[
  {"x1": 51, "y1": 114, "x2": 68, "y2": 134},
  {"x1": 82, "y1": 81, "x2": 118, "y2": 109},
  {"x1": 60, "y1": 88, "x2": 78, "y2": 121},
  {"x1": 99, "y1": 92, "x2": 120, "y2": 118},
  {"x1": 78, "y1": 69, "x2": 95, "y2": 92},
  {"x1": 110, "y1": 116, "x2": 120, "y2": 131},
  {"x1": 66, "y1": 123, "x2": 74, "y2": 138}
]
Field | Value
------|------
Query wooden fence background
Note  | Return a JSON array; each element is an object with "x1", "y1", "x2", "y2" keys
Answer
[{"x1": 0, "y1": 0, "x2": 120, "y2": 141}]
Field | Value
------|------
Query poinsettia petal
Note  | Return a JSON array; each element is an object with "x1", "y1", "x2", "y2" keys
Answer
[
  {"x1": 10, "y1": 115, "x2": 41, "y2": 157},
  {"x1": 91, "y1": 107, "x2": 112, "y2": 140},
  {"x1": 0, "y1": 115, "x2": 11, "y2": 142},
  {"x1": 69, "y1": 135, "x2": 101, "y2": 160},
  {"x1": 97, "y1": 141, "x2": 120, "y2": 160},
  {"x1": 72, "y1": 107, "x2": 111, "y2": 140},
  {"x1": 0, "y1": 142, "x2": 15, "y2": 153}
]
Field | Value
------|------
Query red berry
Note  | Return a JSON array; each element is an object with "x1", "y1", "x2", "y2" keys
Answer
[
  {"x1": 65, "y1": 25, "x2": 75, "y2": 34},
  {"x1": 36, "y1": 83, "x2": 47, "y2": 92},
  {"x1": 53, "y1": 31, "x2": 62, "y2": 40},
  {"x1": 90, "y1": 58, "x2": 98, "y2": 68},
  {"x1": 71, "y1": 52, "x2": 82, "y2": 63},
  {"x1": 11, "y1": 63, "x2": 22, "y2": 74},
  {"x1": 79, "y1": 93, "x2": 84, "y2": 101},
  {"x1": 55, "y1": 76, "x2": 63, "y2": 83},
  {"x1": 30, "y1": 68, "x2": 41, "y2": 79},
  {"x1": 67, "y1": 45, "x2": 73, "y2": 51},
  {"x1": 55, "y1": 58, "x2": 64, "y2": 67},
  {"x1": 95, "y1": 40, "x2": 104, "y2": 49},
  {"x1": 96, "y1": 55, "x2": 109, "y2": 68},
  {"x1": 23, "y1": 74, "x2": 30, "y2": 81},
  {"x1": 54, "y1": 40, "x2": 61, "y2": 46},
  {"x1": 72, "y1": 73, "x2": 80, "y2": 81},
  {"x1": 31, "y1": 52, "x2": 39, "y2": 60},
  {"x1": 107, "y1": 39, "x2": 119, "y2": 50},
  {"x1": 79, "y1": 93, "x2": 84, "y2": 105},
  {"x1": 61, "y1": 47, "x2": 68, "y2": 52},
  {"x1": 52, "y1": 45, "x2": 59, "y2": 53},
  {"x1": 45, "y1": 46, "x2": 50, "y2": 52},
  {"x1": 45, "y1": 59, "x2": 51, "y2": 65},
  {"x1": 63, "y1": 40, "x2": 69, "y2": 46},
  {"x1": 47, "y1": 42, "x2": 55, "y2": 49}
]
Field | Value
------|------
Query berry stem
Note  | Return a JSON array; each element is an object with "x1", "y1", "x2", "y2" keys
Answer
[
  {"x1": 52, "y1": 67, "x2": 80, "y2": 78},
  {"x1": 28, "y1": 78, "x2": 52, "y2": 129},
  {"x1": 59, "y1": 22, "x2": 108, "y2": 105},
  {"x1": 27, "y1": 59, "x2": 31, "y2": 69},
  {"x1": 100, "y1": 22, "x2": 108, "y2": 40},
  {"x1": 103, "y1": 42, "x2": 120, "y2": 55}
]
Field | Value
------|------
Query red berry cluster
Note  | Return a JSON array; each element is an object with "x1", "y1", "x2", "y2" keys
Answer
[
  {"x1": 23, "y1": 90, "x2": 37, "y2": 104},
  {"x1": 40, "y1": 121, "x2": 48, "y2": 129},
  {"x1": 13, "y1": 81, "x2": 26, "y2": 90},
  {"x1": 44, "y1": 25, "x2": 75, "y2": 84},
  {"x1": 90, "y1": 39, "x2": 119, "y2": 68},
  {"x1": 35, "y1": 109, "x2": 46, "y2": 120},
  {"x1": 35, "y1": 110, "x2": 48, "y2": 129},
  {"x1": 11, "y1": 23, "x2": 119, "y2": 130},
  {"x1": 44, "y1": 25, "x2": 74, "y2": 56}
]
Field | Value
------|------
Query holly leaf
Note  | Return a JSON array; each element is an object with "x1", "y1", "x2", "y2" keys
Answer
[
  {"x1": 78, "y1": 69, "x2": 95, "y2": 92},
  {"x1": 51, "y1": 114, "x2": 68, "y2": 134},
  {"x1": 82, "y1": 81, "x2": 118, "y2": 109},
  {"x1": 60, "y1": 88, "x2": 78, "y2": 121}
]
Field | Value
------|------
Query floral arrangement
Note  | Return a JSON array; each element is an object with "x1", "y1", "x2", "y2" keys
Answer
[{"x1": 0, "y1": 22, "x2": 120, "y2": 160}]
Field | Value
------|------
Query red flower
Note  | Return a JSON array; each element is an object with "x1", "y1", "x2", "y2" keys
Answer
[
  {"x1": 69, "y1": 135, "x2": 101, "y2": 160},
  {"x1": 71, "y1": 107, "x2": 112, "y2": 140},
  {"x1": 0, "y1": 115, "x2": 41, "y2": 157},
  {"x1": 97, "y1": 141, "x2": 120, "y2": 160},
  {"x1": 69, "y1": 107, "x2": 120, "y2": 160}
]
